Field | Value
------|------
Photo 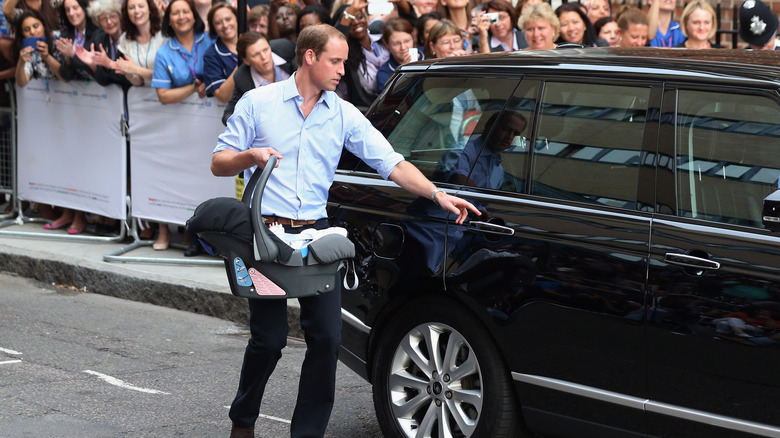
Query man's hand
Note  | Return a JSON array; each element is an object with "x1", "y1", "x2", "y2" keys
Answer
[
  {"x1": 247, "y1": 147, "x2": 283, "y2": 169},
  {"x1": 435, "y1": 192, "x2": 481, "y2": 224},
  {"x1": 211, "y1": 147, "x2": 283, "y2": 177}
]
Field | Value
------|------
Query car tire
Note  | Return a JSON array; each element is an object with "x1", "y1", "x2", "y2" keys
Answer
[{"x1": 372, "y1": 298, "x2": 525, "y2": 438}]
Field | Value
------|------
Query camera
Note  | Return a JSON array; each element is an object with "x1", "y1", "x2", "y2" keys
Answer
[
  {"x1": 484, "y1": 12, "x2": 500, "y2": 24},
  {"x1": 367, "y1": 0, "x2": 393, "y2": 15},
  {"x1": 408, "y1": 47, "x2": 419, "y2": 62},
  {"x1": 22, "y1": 36, "x2": 45, "y2": 50}
]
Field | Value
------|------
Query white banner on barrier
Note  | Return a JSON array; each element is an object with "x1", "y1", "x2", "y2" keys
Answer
[
  {"x1": 16, "y1": 80, "x2": 127, "y2": 220},
  {"x1": 127, "y1": 87, "x2": 233, "y2": 226}
]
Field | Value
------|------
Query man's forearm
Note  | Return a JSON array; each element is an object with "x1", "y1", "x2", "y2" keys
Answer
[{"x1": 388, "y1": 160, "x2": 437, "y2": 199}]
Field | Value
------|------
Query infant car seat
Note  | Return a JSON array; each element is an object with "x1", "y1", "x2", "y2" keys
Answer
[{"x1": 186, "y1": 156, "x2": 356, "y2": 299}]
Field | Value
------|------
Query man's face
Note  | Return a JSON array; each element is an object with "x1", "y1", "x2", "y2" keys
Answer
[
  {"x1": 309, "y1": 37, "x2": 348, "y2": 92},
  {"x1": 490, "y1": 114, "x2": 526, "y2": 153},
  {"x1": 244, "y1": 38, "x2": 274, "y2": 76}
]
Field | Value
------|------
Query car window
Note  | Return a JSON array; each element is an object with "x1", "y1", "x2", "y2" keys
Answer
[
  {"x1": 530, "y1": 82, "x2": 650, "y2": 209},
  {"x1": 675, "y1": 90, "x2": 780, "y2": 228},
  {"x1": 442, "y1": 81, "x2": 537, "y2": 193},
  {"x1": 367, "y1": 76, "x2": 519, "y2": 183}
]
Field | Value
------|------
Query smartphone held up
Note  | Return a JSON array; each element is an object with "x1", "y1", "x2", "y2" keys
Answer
[
  {"x1": 367, "y1": 0, "x2": 393, "y2": 15},
  {"x1": 22, "y1": 36, "x2": 45, "y2": 50}
]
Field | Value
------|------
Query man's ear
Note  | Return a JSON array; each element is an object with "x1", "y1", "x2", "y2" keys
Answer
[{"x1": 303, "y1": 48, "x2": 316, "y2": 66}]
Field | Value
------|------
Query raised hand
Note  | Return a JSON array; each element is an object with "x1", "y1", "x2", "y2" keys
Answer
[
  {"x1": 55, "y1": 37, "x2": 75, "y2": 58},
  {"x1": 35, "y1": 40, "x2": 51, "y2": 61},
  {"x1": 113, "y1": 55, "x2": 133, "y2": 75},
  {"x1": 74, "y1": 44, "x2": 96, "y2": 67},
  {"x1": 94, "y1": 44, "x2": 114, "y2": 69}
]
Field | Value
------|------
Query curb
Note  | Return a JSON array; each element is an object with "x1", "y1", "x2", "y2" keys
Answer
[{"x1": 0, "y1": 249, "x2": 305, "y2": 338}]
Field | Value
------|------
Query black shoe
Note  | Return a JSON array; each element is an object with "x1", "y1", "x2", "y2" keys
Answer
[
  {"x1": 230, "y1": 423, "x2": 254, "y2": 438},
  {"x1": 95, "y1": 223, "x2": 121, "y2": 236},
  {"x1": 184, "y1": 239, "x2": 204, "y2": 257}
]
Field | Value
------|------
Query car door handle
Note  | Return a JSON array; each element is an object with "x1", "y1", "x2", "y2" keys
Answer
[
  {"x1": 664, "y1": 253, "x2": 720, "y2": 270},
  {"x1": 466, "y1": 221, "x2": 515, "y2": 236}
]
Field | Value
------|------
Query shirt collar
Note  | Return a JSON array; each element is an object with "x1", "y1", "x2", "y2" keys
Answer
[
  {"x1": 282, "y1": 72, "x2": 334, "y2": 108},
  {"x1": 214, "y1": 38, "x2": 234, "y2": 57},
  {"x1": 168, "y1": 32, "x2": 207, "y2": 52}
]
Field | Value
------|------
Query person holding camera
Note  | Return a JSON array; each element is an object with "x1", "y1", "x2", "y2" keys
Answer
[
  {"x1": 474, "y1": 0, "x2": 528, "y2": 53},
  {"x1": 377, "y1": 17, "x2": 418, "y2": 92},
  {"x1": 14, "y1": 8, "x2": 64, "y2": 87},
  {"x1": 333, "y1": 0, "x2": 390, "y2": 110}
]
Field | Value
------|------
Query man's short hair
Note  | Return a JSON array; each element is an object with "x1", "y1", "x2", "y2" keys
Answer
[
  {"x1": 295, "y1": 24, "x2": 346, "y2": 67},
  {"x1": 248, "y1": 4, "x2": 269, "y2": 23},
  {"x1": 237, "y1": 31, "x2": 268, "y2": 60}
]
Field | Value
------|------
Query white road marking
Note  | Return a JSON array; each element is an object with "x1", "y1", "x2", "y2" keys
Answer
[
  {"x1": 0, "y1": 359, "x2": 22, "y2": 365},
  {"x1": 83, "y1": 370, "x2": 170, "y2": 395},
  {"x1": 222, "y1": 406, "x2": 291, "y2": 424},
  {"x1": 0, "y1": 347, "x2": 22, "y2": 355},
  {"x1": 258, "y1": 414, "x2": 292, "y2": 424}
]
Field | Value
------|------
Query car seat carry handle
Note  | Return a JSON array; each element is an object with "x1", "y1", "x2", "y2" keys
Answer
[{"x1": 249, "y1": 155, "x2": 280, "y2": 262}]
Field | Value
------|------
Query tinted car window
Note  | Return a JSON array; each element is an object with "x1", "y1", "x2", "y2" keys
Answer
[
  {"x1": 531, "y1": 82, "x2": 650, "y2": 209},
  {"x1": 441, "y1": 81, "x2": 538, "y2": 193},
  {"x1": 675, "y1": 90, "x2": 780, "y2": 227},
  {"x1": 364, "y1": 76, "x2": 519, "y2": 182}
]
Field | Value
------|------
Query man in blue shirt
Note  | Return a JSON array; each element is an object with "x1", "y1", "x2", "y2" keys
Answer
[{"x1": 212, "y1": 24, "x2": 479, "y2": 438}]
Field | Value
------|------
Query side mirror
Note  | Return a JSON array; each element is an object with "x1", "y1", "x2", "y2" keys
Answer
[{"x1": 762, "y1": 190, "x2": 780, "y2": 231}]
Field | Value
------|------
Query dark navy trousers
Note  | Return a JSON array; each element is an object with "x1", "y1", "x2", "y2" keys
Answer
[{"x1": 229, "y1": 222, "x2": 342, "y2": 438}]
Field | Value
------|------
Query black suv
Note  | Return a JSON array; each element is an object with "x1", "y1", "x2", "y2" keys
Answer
[{"x1": 328, "y1": 48, "x2": 780, "y2": 438}]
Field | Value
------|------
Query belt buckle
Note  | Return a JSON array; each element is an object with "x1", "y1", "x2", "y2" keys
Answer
[{"x1": 289, "y1": 219, "x2": 304, "y2": 228}]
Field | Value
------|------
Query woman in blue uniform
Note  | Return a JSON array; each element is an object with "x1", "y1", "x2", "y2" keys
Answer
[{"x1": 151, "y1": 0, "x2": 212, "y2": 104}]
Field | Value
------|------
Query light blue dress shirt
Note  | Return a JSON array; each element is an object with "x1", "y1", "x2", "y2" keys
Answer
[
  {"x1": 151, "y1": 32, "x2": 213, "y2": 89},
  {"x1": 214, "y1": 74, "x2": 405, "y2": 220},
  {"x1": 448, "y1": 135, "x2": 504, "y2": 189}
]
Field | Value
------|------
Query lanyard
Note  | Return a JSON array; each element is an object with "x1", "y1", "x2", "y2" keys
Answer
[
  {"x1": 74, "y1": 29, "x2": 85, "y2": 49},
  {"x1": 661, "y1": 32, "x2": 673, "y2": 48},
  {"x1": 178, "y1": 38, "x2": 199, "y2": 82},
  {"x1": 136, "y1": 38, "x2": 152, "y2": 68}
]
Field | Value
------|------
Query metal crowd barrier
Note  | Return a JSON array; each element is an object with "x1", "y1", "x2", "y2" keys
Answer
[
  {"x1": 0, "y1": 80, "x2": 16, "y2": 221},
  {"x1": 0, "y1": 79, "x2": 223, "y2": 267},
  {"x1": 0, "y1": 80, "x2": 127, "y2": 242}
]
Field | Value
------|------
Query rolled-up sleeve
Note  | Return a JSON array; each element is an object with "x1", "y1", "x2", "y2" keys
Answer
[
  {"x1": 343, "y1": 104, "x2": 404, "y2": 180},
  {"x1": 215, "y1": 91, "x2": 256, "y2": 155}
]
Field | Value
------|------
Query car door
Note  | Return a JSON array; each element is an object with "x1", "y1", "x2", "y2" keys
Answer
[
  {"x1": 444, "y1": 78, "x2": 663, "y2": 437},
  {"x1": 646, "y1": 86, "x2": 780, "y2": 437},
  {"x1": 330, "y1": 73, "x2": 523, "y2": 367}
]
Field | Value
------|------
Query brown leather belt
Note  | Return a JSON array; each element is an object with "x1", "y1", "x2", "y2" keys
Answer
[{"x1": 262, "y1": 216, "x2": 317, "y2": 228}]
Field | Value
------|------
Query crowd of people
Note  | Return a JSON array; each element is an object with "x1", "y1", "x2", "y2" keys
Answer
[{"x1": 0, "y1": 0, "x2": 778, "y2": 248}]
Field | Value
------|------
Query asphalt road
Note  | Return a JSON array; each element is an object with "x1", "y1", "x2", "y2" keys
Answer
[{"x1": 0, "y1": 272, "x2": 382, "y2": 437}]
